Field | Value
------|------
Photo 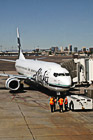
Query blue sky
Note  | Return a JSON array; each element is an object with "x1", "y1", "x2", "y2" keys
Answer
[{"x1": 0, "y1": 0, "x2": 93, "y2": 51}]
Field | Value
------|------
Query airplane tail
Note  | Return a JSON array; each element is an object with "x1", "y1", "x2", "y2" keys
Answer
[{"x1": 17, "y1": 28, "x2": 25, "y2": 60}]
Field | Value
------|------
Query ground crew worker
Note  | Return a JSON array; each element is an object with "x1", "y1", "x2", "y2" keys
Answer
[
  {"x1": 58, "y1": 97, "x2": 64, "y2": 112},
  {"x1": 49, "y1": 96, "x2": 54, "y2": 112},
  {"x1": 64, "y1": 96, "x2": 68, "y2": 111}
]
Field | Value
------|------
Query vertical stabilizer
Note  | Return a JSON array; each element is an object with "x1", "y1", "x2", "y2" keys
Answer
[{"x1": 17, "y1": 28, "x2": 25, "y2": 60}]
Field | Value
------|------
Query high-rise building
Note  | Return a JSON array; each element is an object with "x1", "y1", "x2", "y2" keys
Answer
[
  {"x1": 55, "y1": 47, "x2": 59, "y2": 52},
  {"x1": 68, "y1": 45, "x2": 72, "y2": 52},
  {"x1": 51, "y1": 47, "x2": 59, "y2": 52},
  {"x1": 89, "y1": 48, "x2": 93, "y2": 53},
  {"x1": 82, "y1": 47, "x2": 86, "y2": 52},
  {"x1": 64, "y1": 47, "x2": 68, "y2": 52},
  {"x1": 60, "y1": 46, "x2": 64, "y2": 52},
  {"x1": 74, "y1": 47, "x2": 78, "y2": 52}
]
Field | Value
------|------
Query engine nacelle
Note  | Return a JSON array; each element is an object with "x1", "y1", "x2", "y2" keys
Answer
[{"x1": 5, "y1": 78, "x2": 20, "y2": 91}]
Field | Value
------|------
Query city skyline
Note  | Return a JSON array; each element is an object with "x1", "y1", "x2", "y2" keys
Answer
[{"x1": 0, "y1": 0, "x2": 93, "y2": 50}]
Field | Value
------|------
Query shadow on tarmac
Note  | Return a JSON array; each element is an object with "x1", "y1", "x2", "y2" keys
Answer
[{"x1": 72, "y1": 109, "x2": 93, "y2": 112}]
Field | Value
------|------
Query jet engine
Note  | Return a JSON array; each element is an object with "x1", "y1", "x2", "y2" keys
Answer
[{"x1": 5, "y1": 78, "x2": 20, "y2": 91}]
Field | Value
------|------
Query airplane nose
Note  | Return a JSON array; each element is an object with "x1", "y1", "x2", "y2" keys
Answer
[
  {"x1": 65, "y1": 81, "x2": 71, "y2": 86},
  {"x1": 66, "y1": 79, "x2": 71, "y2": 86},
  {"x1": 61, "y1": 77, "x2": 71, "y2": 87}
]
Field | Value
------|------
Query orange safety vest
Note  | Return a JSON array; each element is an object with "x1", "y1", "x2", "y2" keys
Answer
[
  {"x1": 65, "y1": 98, "x2": 68, "y2": 104},
  {"x1": 50, "y1": 98, "x2": 54, "y2": 105},
  {"x1": 58, "y1": 98, "x2": 63, "y2": 105}
]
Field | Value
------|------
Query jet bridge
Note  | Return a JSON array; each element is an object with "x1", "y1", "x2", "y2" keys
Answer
[{"x1": 73, "y1": 58, "x2": 93, "y2": 84}]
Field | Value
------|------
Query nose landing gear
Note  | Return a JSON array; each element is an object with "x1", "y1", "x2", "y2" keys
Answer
[{"x1": 56, "y1": 92, "x2": 61, "y2": 96}]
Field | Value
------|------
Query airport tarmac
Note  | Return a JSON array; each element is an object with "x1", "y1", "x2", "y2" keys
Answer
[{"x1": 0, "y1": 71, "x2": 93, "y2": 140}]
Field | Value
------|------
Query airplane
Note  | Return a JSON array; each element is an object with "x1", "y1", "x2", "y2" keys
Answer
[{"x1": 0, "y1": 28, "x2": 72, "y2": 94}]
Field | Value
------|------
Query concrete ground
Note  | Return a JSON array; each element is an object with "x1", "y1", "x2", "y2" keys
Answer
[{"x1": 0, "y1": 72, "x2": 93, "y2": 140}]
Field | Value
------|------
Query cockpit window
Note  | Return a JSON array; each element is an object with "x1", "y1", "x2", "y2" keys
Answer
[
  {"x1": 65, "y1": 73, "x2": 70, "y2": 76},
  {"x1": 59, "y1": 73, "x2": 65, "y2": 76},
  {"x1": 53, "y1": 73, "x2": 70, "y2": 77},
  {"x1": 54, "y1": 73, "x2": 58, "y2": 77}
]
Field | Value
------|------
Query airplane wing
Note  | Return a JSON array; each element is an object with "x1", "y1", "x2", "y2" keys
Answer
[
  {"x1": 0, "y1": 59, "x2": 16, "y2": 62},
  {"x1": 0, "y1": 73, "x2": 31, "y2": 91},
  {"x1": 0, "y1": 73, "x2": 28, "y2": 80}
]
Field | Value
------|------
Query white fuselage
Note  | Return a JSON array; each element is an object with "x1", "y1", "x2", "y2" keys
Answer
[{"x1": 15, "y1": 59, "x2": 72, "y2": 92}]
